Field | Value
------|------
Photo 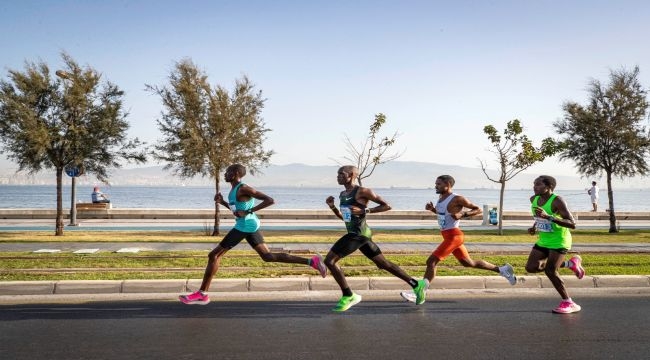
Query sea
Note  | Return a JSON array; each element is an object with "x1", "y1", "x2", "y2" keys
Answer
[{"x1": 0, "y1": 185, "x2": 648, "y2": 212}]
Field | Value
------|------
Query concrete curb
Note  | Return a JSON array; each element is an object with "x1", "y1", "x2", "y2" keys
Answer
[{"x1": 1, "y1": 275, "x2": 649, "y2": 296}]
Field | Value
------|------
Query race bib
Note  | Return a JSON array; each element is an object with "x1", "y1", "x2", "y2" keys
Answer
[
  {"x1": 534, "y1": 217, "x2": 553, "y2": 232},
  {"x1": 437, "y1": 213, "x2": 446, "y2": 228},
  {"x1": 341, "y1": 206, "x2": 352, "y2": 223}
]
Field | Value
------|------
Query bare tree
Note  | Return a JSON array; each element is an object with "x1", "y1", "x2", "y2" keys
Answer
[{"x1": 339, "y1": 113, "x2": 403, "y2": 186}]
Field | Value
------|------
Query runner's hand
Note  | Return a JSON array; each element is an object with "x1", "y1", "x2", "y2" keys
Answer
[{"x1": 326, "y1": 196, "x2": 335, "y2": 207}]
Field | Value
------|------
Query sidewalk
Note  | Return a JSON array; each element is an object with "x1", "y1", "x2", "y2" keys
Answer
[{"x1": 2, "y1": 275, "x2": 650, "y2": 298}]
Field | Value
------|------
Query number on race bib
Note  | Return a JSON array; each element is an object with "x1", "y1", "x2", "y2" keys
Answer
[
  {"x1": 341, "y1": 206, "x2": 352, "y2": 223},
  {"x1": 534, "y1": 217, "x2": 553, "y2": 232}
]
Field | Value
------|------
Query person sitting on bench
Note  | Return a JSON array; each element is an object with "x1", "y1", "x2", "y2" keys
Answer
[{"x1": 91, "y1": 186, "x2": 111, "y2": 204}]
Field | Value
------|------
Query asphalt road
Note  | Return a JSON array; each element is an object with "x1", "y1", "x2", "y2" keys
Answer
[{"x1": 1, "y1": 292, "x2": 649, "y2": 360}]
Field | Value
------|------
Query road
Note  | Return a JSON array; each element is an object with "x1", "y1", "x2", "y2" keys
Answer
[{"x1": 1, "y1": 291, "x2": 649, "y2": 360}]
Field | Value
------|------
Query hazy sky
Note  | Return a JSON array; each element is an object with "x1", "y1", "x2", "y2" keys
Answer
[{"x1": 2, "y1": 0, "x2": 650, "y2": 178}]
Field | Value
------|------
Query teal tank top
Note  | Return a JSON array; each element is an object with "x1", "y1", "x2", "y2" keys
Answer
[
  {"x1": 228, "y1": 183, "x2": 260, "y2": 233},
  {"x1": 339, "y1": 186, "x2": 372, "y2": 238},
  {"x1": 531, "y1": 194, "x2": 572, "y2": 249}
]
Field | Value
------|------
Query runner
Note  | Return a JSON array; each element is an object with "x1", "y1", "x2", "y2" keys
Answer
[
  {"x1": 526, "y1": 175, "x2": 585, "y2": 314},
  {"x1": 179, "y1": 164, "x2": 327, "y2": 305},
  {"x1": 324, "y1": 165, "x2": 427, "y2": 312},
  {"x1": 401, "y1": 175, "x2": 516, "y2": 305}
]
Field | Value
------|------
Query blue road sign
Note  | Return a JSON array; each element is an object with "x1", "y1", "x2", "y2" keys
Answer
[{"x1": 65, "y1": 166, "x2": 81, "y2": 177}]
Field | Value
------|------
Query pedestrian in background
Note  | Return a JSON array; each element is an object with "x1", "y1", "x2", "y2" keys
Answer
[{"x1": 588, "y1": 181, "x2": 599, "y2": 212}]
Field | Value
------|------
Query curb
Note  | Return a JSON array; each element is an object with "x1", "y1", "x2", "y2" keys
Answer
[{"x1": 1, "y1": 275, "x2": 649, "y2": 296}]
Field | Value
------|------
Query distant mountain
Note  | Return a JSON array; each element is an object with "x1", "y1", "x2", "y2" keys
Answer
[{"x1": 4, "y1": 160, "x2": 646, "y2": 190}]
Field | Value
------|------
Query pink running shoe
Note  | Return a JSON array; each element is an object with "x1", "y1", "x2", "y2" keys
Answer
[
  {"x1": 179, "y1": 290, "x2": 210, "y2": 305},
  {"x1": 568, "y1": 255, "x2": 585, "y2": 279},
  {"x1": 310, "y1": 254, "x2": 327, "y2": 278},
  {"x1": 552, "y1": 300, "x2": 582, "y2": 314}
]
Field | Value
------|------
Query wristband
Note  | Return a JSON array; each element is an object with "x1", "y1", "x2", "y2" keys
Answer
[{"x1": 246, "y1": 209, "x2": 254, "y2": 214}]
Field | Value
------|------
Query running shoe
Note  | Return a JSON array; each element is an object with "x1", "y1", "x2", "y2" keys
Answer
[
  {"x1": 499, "y1": 263, "x2": 517, "y2": 285},
  {"x1": 413, "y1": 279, "x2": 428, "y2": 305},
  {"x1": 400, "y1": 290, "x2": 416, "y2": 303},
  {"x1": 552, "y1": 300, "x2": 582, "y2": 314},
  {"x1": 568, "y1": 255, "x2": 585, "y2": 279},
  {"x1": 332, "y1": 293, "x2": 362, "y2": 312},
  {"x1": 179, "y1": 290, "x2": 210, "y2": 305},
  {"x1": 310, "y1": 253, "x2": 327, "y2": 278}
]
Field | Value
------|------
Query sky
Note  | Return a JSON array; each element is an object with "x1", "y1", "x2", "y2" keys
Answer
[{"x1": 1, "y1": 0, "x2": 650, "y2": 180}]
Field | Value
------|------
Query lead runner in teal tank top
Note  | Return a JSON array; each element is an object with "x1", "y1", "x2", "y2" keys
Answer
[
  {"x1": 525, "y1": 175, "x2": 586, "y2": 314},
  {"x1": 178, "y1": 164, "x2": 328, "y2": 305},
  {"x1": 323, "y1": 165, "x2": 425, "y2": 312}
]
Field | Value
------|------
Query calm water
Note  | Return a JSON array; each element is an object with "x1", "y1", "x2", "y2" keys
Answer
[{"x1": 0, "y1": 185, "x2": 648, "y2": 212}]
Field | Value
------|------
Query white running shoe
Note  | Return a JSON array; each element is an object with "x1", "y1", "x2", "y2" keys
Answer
[
  {"x1": 499, "y1": 263, "x2": 517, "y2": 285},
  {"x1": 400, "y1": 290, "x2": 416, "y2": 303}
]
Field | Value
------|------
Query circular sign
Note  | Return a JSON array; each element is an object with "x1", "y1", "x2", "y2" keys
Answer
[{"x1": 65, "y1": 166, "x2": 82, "y2": 178}]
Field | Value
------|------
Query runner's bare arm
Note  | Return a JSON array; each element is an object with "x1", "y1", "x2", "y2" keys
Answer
[
  {"x1": 358, "y1": 187, "x2": 391, "y2": 214},
  {"x1": 237, "y1": 184, "x2": 275, "y2": 215},
  {"x1": 450, "y1": 195, "x2": 482, "y2": 220},
  {"x1": 326, "y1": 196, "x2": 344, "y2": 220},
  {"x1": 214, "y1": 193, "x2": 229, "y2": 208},
  {"x1": 550, "y1": 196, "x2": 576, "y2": 229}
]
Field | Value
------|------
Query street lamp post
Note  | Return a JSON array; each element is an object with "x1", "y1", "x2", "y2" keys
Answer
[{"x1": 56, "y1": 70, "x2": 80, "y2": 226}]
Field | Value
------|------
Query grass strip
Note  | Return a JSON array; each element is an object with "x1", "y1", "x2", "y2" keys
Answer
[{"x1": 1, "y1": 252, "x2": 648, "y2": 281}]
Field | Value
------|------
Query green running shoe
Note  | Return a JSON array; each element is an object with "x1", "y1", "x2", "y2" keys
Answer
[
  {"x1": 413, "y1": 279, "x2": 428, "y2": 305},
  {"x1": 332, "y1": 293, "x2": 362, "y2": 312}
]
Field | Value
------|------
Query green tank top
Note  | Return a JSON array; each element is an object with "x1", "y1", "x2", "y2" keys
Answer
[
  {"x1": 339, "y1": 186, "x2": 372, "y2": 238},
  {"x1": 531, "y1": 194, "x2": 572, "y2": 249}
]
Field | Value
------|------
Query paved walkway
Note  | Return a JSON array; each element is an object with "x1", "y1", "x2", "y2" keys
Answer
[{"x1": 3, "y1": 217, "x2": 650, "y2": 231}]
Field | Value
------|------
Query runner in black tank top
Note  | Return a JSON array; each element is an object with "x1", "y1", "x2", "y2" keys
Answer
[{"x1": 323, "y1": 165, "x2": 427, "y2": 312}]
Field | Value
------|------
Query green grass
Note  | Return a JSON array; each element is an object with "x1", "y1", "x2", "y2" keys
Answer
[
  {"x1": 2, "y1": 228, "x2": 650, "y2": 243},
  {"x1": 1, "y1": 251, "x2": 648, "y2": 281}
]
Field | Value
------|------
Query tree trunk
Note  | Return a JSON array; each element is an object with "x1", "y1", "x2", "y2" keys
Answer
[
  {"x1": 497, "y1": 180, "x2": 506, "y2": 235},
  {"x1": 212, "y1": 177, "x2": 221, "y2": 236},
  {"x1": 606, "y1": 171, "x2": 618, "y2": 233},
  {"x1": 55, "y1": 168, "x2": 64, "y2": 236}
]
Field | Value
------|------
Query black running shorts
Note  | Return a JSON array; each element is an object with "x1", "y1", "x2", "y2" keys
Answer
[
  {"x1": 219, "y1": 228, "x2": 265, "y2": 249},
  {"x1": 331, "y1": 233, "x2": 382, "y2": 258}
]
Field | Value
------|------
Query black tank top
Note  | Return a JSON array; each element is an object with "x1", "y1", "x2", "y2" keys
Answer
[{"x1": 339, "y1": 186, "x2": 371, "y2": 237}]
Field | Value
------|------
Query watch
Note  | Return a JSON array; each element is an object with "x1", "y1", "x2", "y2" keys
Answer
[
  {"x1": 365, "y1": 208, "x2": 371, "y2": 214},
  {"x1": 246, "y1": 209, "x2": 254, "y2": 214}
]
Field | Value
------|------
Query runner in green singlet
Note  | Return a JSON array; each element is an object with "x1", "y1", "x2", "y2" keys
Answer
[
  {"x1": 324, "y1": 165, "x2": 427, "y2": 312},
  {"x1": 526, "y1": 175, "x2": 586, "y2": 314}
]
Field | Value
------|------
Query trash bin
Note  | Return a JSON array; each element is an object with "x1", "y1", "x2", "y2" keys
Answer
[{"x1": 482, "y1": 204, "x2": 499, "y2": 225}]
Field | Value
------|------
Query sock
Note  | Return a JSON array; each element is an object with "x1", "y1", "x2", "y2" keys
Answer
[
  {"x1": 408, "y1": 278, "x2": 418, "y2": 288},
  {"x1": 562, "y1": 260, "x2": 572, "y2": 268},
  {"x1": 307, "y1": 258, "x2": 312, "y2": 266},
  {"x1": 342, "y1": 287, "x2": 353, "y2": 297}
]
